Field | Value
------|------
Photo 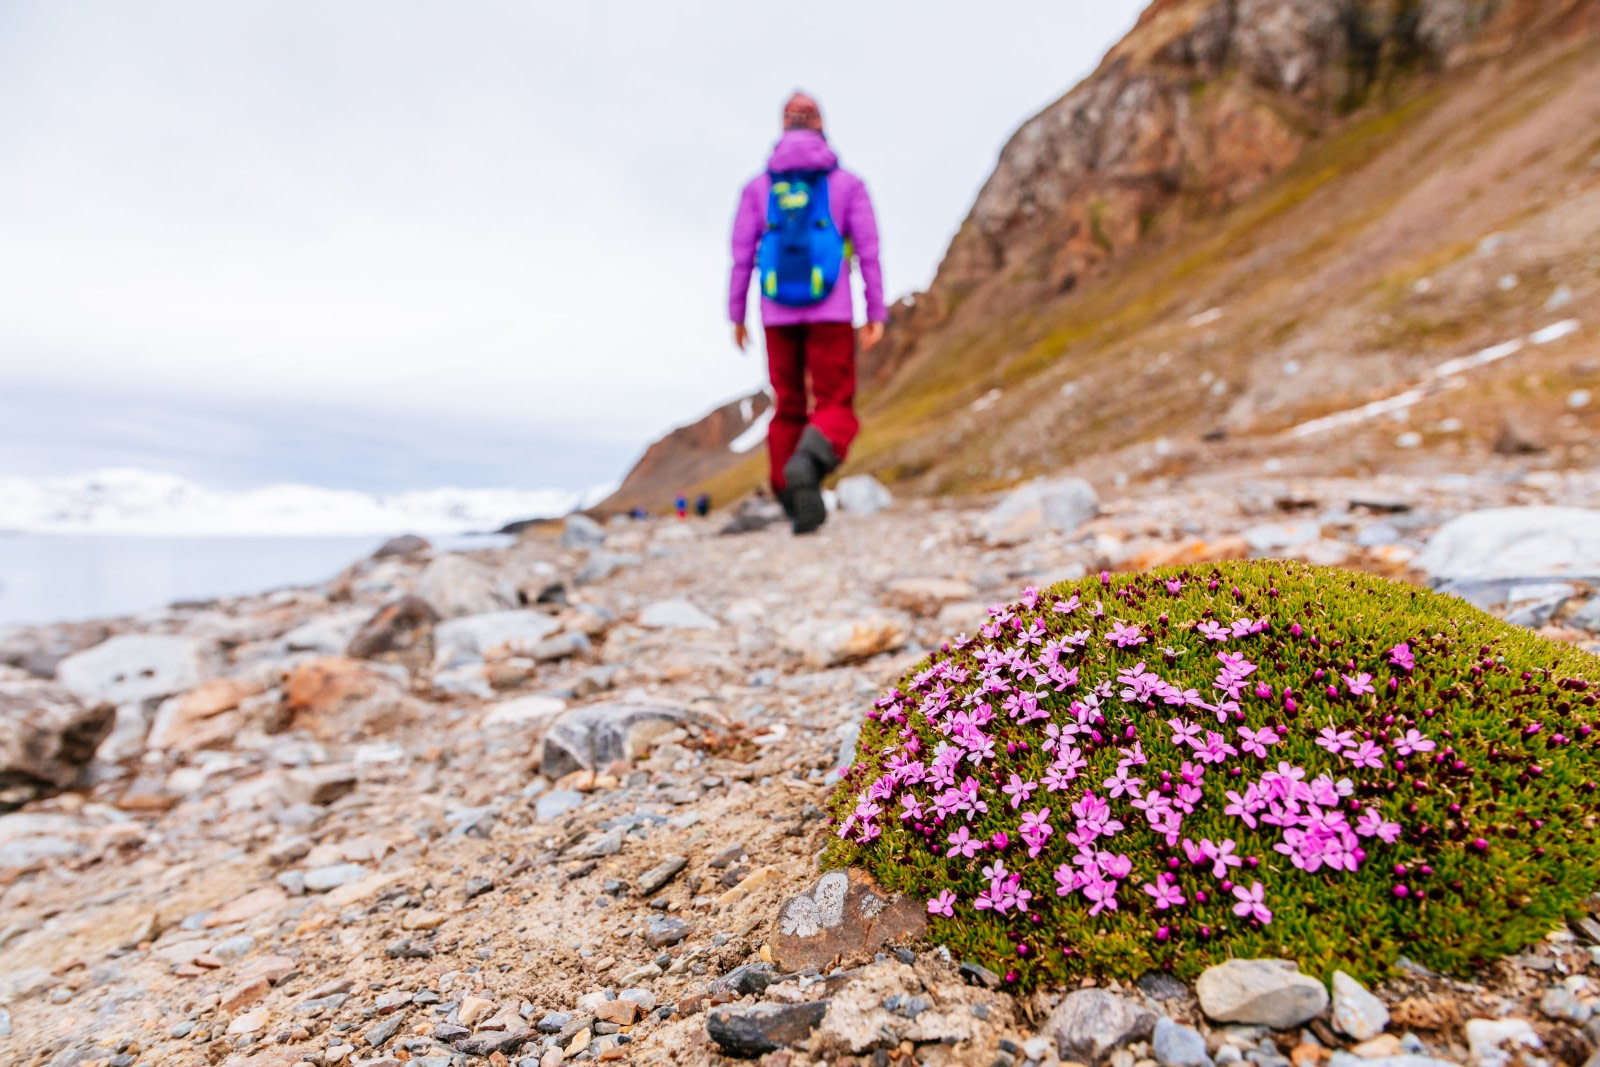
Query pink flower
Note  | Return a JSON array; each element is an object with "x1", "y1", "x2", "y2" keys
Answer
[
  {"x1": 1355, "y1": 808, "x2": 1402, "y2": 843},
  {"x1": 1106, "y1": 622, "x2": 1147, "y2": 647},
  {"x1": 927, "y1": 890, "x2": 956, "y2": 917},
  {"x1": 946, "y1": 825, "x2": 981, "y2": 859},
  {"x1": 1053, "y1": 594, "x2": 1080, "y2": 615},
  {"x1": 1165, "y1": 578, "x2": 1184, "y2": 594},
  {"x1": 1393, "y1": 729, "x2": 1435, "y2": 756},
  {"x1": 1082, "y1": 877, "x2": 1120, "y2": 916},
  {"x1": 1238, "y1": 726, "x2": 1279, "y2": 759},
  {"x1": 1196, "y1": 620, "x2": 1229, "y2": 642},
  {"x1": 1344, "y1": 672, "x2": 1375, "y2": 697},
  {"x1": 1202, "y1": 837, "x2": 1243, "y2": 878},
  {"x1": 1169, "y1": 718, "x2": 1202, "y2": 748},
  {"x1": 1053, "y1": 863, "x2": 1081, "y2": 897},
  {"x1": 1316, "y1": 726, "x2": 1355, "y2": 754},
  {"x1": 1345, "y1": 740, "x2": 1386, "y2": 770},
  {"x1": 1231, "y1": 881, "x2": 1272, "y2": 924},
  {"x1": 899, "y1": 795, "x2": 923, "y2": 822},
  {"x1": 1389, "y1": 643, "x2": 1414, "y2": 671},
  {"x1": 1142, "y1": 874, "x2": 1185, "y2": 910},
  {"x1": 1103, "y1": 766, "x2": 1144, "y2": 799},
  {"x1": 1002, "y1": 774, "x2": 1038, "y2": 810}
]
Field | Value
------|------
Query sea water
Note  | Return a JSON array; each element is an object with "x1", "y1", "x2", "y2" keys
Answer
[{"x1": 0, "y1": 532, "x2": 509, "y2": 627}]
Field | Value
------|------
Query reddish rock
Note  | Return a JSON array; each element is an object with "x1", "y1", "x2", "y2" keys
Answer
[{"x1": 769, "y1": 869, "x2": 925, "y2": 972}]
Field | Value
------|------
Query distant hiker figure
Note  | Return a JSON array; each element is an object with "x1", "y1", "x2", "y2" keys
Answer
[{"x1": 730, "y1": 92, "x2": 885, "y2": 534}]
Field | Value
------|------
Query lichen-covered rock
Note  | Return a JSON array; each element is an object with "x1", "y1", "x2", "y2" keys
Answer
[{"x1": 770, "y1": 868, "x2": 926, "y2": 972}]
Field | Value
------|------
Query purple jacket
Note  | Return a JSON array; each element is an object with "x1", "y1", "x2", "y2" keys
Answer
[{"x1": 729, "y1": 130, "x2": 885, "y2": 327}]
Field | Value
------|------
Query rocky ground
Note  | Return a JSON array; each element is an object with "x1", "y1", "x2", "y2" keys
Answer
[{"x1": 3, "y1": 459, "x2": 1600, "y2": 1067}]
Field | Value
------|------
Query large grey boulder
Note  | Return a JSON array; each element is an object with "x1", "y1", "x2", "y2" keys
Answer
[
  {"x1": 540, "y1": 702, "x2": 699, "y2": 778},
  {"x1": 415, "y1": 555, "x2": 518, "y2": 619},
  {"x1": 978, "y1": 476, "x2": 1099, "y2": 546},
  {"x1": 280, "y1": 608, "x2": 371, "y2": 655},
  {"x1": 1045, "y1": 988, "x2": 1156, "y2": 1063},
  {"x1": 56, "y1": 634, "x2": 204, "y2": 707},
  {"x1": 1196, "y1": 958, "x2": 1328, "y2": 1028},
  {"x1": 0, "y1": 680, "x2": 113, "y2": 808},
  {"x1": 1416, "y1": 507, "x2": 1600, "y2": 582}
]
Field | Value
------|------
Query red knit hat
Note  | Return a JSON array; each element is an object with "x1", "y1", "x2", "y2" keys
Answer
[{"x1": 782, "y1": 92, "x2": 823, "y2": 133}]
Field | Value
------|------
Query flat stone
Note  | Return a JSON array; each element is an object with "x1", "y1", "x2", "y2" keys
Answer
[
  {"x1": 1417, "y1": 507, "x2": 1600, "y2": 581},
  {"x1": 482, "y1": 694, "x2": 568, "y2": 728},
  {"x1": 706, "y1": 1001, "x2": 830, "y2": 1057},
  {"x1": 769, "y1": 868, "x2": 926, "y2": 972},
  {"x1": 366, "y1": 1014, "x2": 405, "y2": 1047},
  {"x1": 794, "y1": 617, "x2": 908, "y2": 668},
  {"x1": 1331, "y1": 971, "x2": 1389, "y2": 1040},
  {"x1": 638, "y1": 600, "x2": 720, "y2": 630},
  {"x1": 1154, "y1": 1018, "x2": 1212, "y2": 1067},
  {"x1": 593, "y1": 999, "x2": 639, "y2": 1025},
  {"x1": 226, "y1": 1007, "x2": 269, "y2": 1035},
  {"x1": 711, "y1": 962, "x2": 779, "y2": 998},
  {"x1": 459, "y1": 994, "x2": 496, "y2": 1027},
  {"x1": 205, "y1": 887, "x2": 286, "y2": 928},
  {"x1": 977, "y1": 475, "x2": 1099, "y2": 545},
  {"x1": 645, "y1": 915, "x2": 690, "y2": 947},
  {"x1": 57, "y1": 634, "x2": 204, "y2": 707},
  {"x1": 302, "y1": 863, "x2": 369, "y2": 892},
  {"x1": 1196, "y1": 959, "x2": 1329, "y2": 1028},
  {"x1": 536, "y1": 789, "x2": 585, "y2": 821},
  {"x1": 221, "y1": 976, "x2": 269, "y2": 1013},
  {"x1": 635, "y1": 855, "x2": 687, "y2": 896},
  {"x1": 1046, "y1": 988, "x2": 1157, "y2": 1063}
]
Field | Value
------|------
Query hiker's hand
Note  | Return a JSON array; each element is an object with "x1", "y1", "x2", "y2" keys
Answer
[
  {"x1": 860, "y1": 321, "x2": 885, "y2": 352},
  {"x1": 733, "y1": 324, "x2": 749, "y2": 352}
]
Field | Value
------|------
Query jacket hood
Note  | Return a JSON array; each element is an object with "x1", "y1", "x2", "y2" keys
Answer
[{"x1": 766, "y1": 129, "x2": 838, "y2": 173}]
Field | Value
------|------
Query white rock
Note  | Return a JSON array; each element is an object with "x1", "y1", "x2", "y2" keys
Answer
[
  {"x1": 482, "y1": 694, "x2": 568, "y2": 728},
  {"x1": 1417, "y1": 507, "x2": 1600, "y2": 581},
  {"x1": 637, "y1": 600, "x2": 720, "y2": 630},
  {"x1": 1242, "y1": 522, "x2": 1321, "y2": 552},
  {"x1": 977, "y1": 477, "x2": 1099, "y2": 546},
  {"x1": 56, "y1": 634, "x2": 204, "y2": 706},
  {"x1": 279, "y1": 609, "x2": 370, "y2": 655},
  {"x1": 1331, "y1": 971, "x2": 1389, "y2": 1040},
  {"x1": 834, "y1": 475, "x2": 893, "y2": 515},
  {"x1": 794, "y1": 617, "x2": 908, "y2": 668},
  {"x1": 416, "y1": 554, "x2": 519, "y2": 619},
  {"x1": 1195, "y1": 958, "x2": 1328, "y2": 1028},
  {"x1": 1463, "y1": 1018, "x2": 1540, "y2": 1067},
  {"x1": 433, "y1": 611, "x2": 561, "y2": 669}
]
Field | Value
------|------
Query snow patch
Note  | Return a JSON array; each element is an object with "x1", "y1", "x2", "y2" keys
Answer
[
  {"x1": 729, "y1": 406, "x2": 774, "y2": 454},
  {"x1": 0, "y1": 468, "x2": 614, "y2": 536}
]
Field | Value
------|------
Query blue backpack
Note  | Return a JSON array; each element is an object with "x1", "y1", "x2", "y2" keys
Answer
[{"x1": 757, "y1": 168, "x2": 845, "y2": 306}]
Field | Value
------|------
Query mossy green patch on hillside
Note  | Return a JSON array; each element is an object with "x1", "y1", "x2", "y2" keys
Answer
[{"x1": 826, "y1": 562, "x2": 1600, "y2": 990}]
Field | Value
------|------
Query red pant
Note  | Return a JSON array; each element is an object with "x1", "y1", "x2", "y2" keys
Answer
[{"x1": 764, "y1": 322, "x2": 859, "y2": 491}]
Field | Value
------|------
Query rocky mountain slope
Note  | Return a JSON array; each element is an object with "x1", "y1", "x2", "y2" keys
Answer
[{"x1": 605, "y1": 0, "x2": 1600, "y2": 514}]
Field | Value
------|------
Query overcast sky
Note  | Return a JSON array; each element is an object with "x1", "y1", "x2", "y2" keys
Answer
[{"x1": 0, "y1": 1, "x2": 1144, "y2": 493}]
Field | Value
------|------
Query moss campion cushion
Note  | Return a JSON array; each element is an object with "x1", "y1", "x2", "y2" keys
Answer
[{"x1": 825, "y1": 561, "x2": 1600, "y2": 988}]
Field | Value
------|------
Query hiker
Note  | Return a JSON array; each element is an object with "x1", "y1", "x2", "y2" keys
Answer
[{"x1": 729, "y1": 91, "x2": 885, "y2": 534}]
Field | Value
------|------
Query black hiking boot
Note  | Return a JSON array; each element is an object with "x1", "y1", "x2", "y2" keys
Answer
[{"x1": 781, "y1": 427, "x2": 839, "y2": 535}]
